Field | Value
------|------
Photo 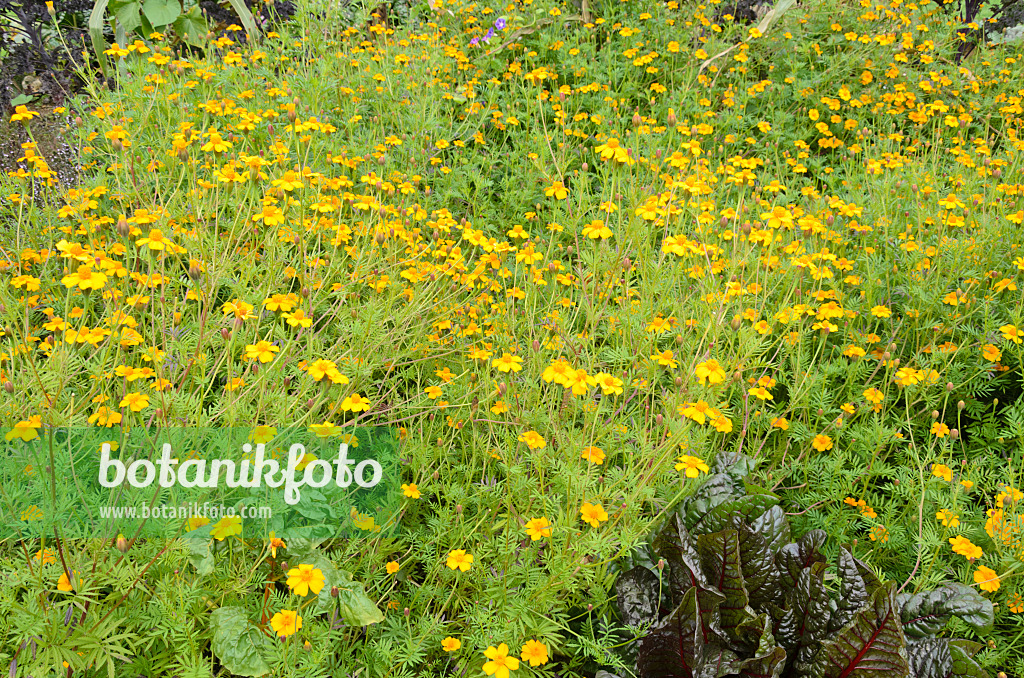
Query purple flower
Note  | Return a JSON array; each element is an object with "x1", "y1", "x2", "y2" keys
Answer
[
  {"x1": 470, "y1": 37, "x2": 479, "y2": 46},
  {"x1": 484, "y1": 27, "x2": 495, "y2": 41},
  {"x1": 494, "y1": 17, "x2": 506, "y2": 30}
]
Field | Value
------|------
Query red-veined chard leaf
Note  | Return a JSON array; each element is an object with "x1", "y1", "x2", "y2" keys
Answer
[
  {"x1": 948, "y1": 640, "x2": 990, "y2": 678},
  {"x1": 807, "y1": 582, "x2": 910, "y2": 678},
  {"x1": 776, "y1": 530, "x2": 828, "y2": 593},
  {"x1": 695, "y1": 529, "x2": 760, "y2": 650},
  {"x1": 828, "y1": 547, "x2": 870, "y2": 633},
  {"x1": 637, "y1": 587, "x2": 715, "y2": 678},
  {"x1": 617, "y1": 565, "x2": 664, "y2": 628},
  {"x1": 775, "y1": 561, "x2": 831, "y2": 666},
  {"x1": 896, "y1": 584, "x2": 994, "y2": 637}
]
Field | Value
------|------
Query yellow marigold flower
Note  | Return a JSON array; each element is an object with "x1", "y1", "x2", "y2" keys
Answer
[
  {"x1": 492, "y1": 352, "x2": 523, "y2": 372},
  {"x1": 981, "y1": 344, "x2": 1002, "y2": 362},
  {"x1": 870, "y1": 305, "x2": 891, "y2": 318},
  {"x1": 286, "y1": 564, "x2": 326, "y2": 597},
  {"x1": 936, "y1": 509, "x2": 959, "y2": 528},
  {"x1": 974, "y1": 566, "x2": 1000, "y2": 592},
  {"x1": 211, "y1": 515, "x2": 242, "y2": 541},
  {"x1": 863, "y1": 388, "x2": 884, "y2": 404},
  {"x1": 525, "y1": 517, "x2": 552, "y2": 540},
  {"x1": 931, "y1": 464, "x2": 953, "y2": 482},
  {"x1": 402, "y1": 483, "x2": 421, "y2": 499},
  {"x1": 590, "y1": 372, "x2": 624, "y2": 395},
  {"x1": 694, "y1": 359, "x2": 727, "y2": 386},
  {"x1": 675, "y1": 454, "x2": 709, "y2": 478},
  {"x1": 483, "y1": 643, "x2": 519, "y2": 678},
  {"x1": 581, "y1": 446, "x2": 605, "y2": 464},
  {"x1": 442, "y1": 637, "x2": 461, "y2": 652},
  {"x1": 949, "y1": 535, "x2": 983, "y2": 560},
  {"x1": 544, "y1": 181, "x2": 568, "y2": 199},
  {"x1": 1000, "y1": 325, "x2": 1023, "y2": 344},
  {"x1": 6, "y1": 415, "x2": 41, "y2": 442},
  {"x1": 581, "y1": 219, "x2": 613, "y2": 239},
  {"x1": 386, "y1": 561, "x2": 400, "y2": 574},
  {"x1": 271, "y1": 609, "x2": 302, "y2": 637},
  {"x1": 340, "y1": 393, "x2": 371, "y2": 412},
  {"x1": 518, "y1": 430, "x2": 546, "y2": 449},
  {"x1": 520, "y1": 640, "x2": 549, "y2": 666},
  {"x1": 11, "y1": 105, "x2": 41, "y2": 122},
  {"x1": 811, "y1": 434, "x2": 833, "y2": 452},
  {"x1": 119, "y1": 392, "x2": 150, "y2": 412},
  {"x1": 1007, "y1": 593, "x2": 1024, "y2": 614},
  {"x1": 594, "y1": 137, "x2": 633, "y2": 164},
  {"x1": 57, "y1": 571, "x2": 83, "y2": 592},
  {"x1": 930, "y1": 422, "x2": 950, "y2": 438},
  {"x1": 711, "y1": 416, "x2": 733, "y2": 433},
  {"x1": 446, "y1": 549, "x2": 473, "y2": 572},
  {"x1": 580, "y1": 501, "x2": 608, "y2": 527},
  {"x1": 244, "y1": 340, "x2": 279, "y2": 363},
  {"x1": 771, "y1": 416, "x2": 789, "y2": 430}
]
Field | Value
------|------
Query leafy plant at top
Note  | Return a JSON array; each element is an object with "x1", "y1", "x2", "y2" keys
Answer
[{"x1": 614, "y1": 452, "x2": 994, "y2": 678}]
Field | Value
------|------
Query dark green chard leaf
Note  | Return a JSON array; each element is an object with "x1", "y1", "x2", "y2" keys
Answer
[
  {"x1": 828, "y1": 547, "x2": 870, "y2": 633},
  {"x1": 906, "y1": 638, "x2": 953, "y2": 678},
  {"x1": 619, "y1": 463, "x2": 992, "y2": 678},
  {"x1": 617, "y1": 565, "x2": 664, "y2": 627},
  {"x1": 738, "y1": 522, "x2": 781, "y2": 611},
  {"x1": 775, "y1": 561, "x2": 831, "y2": 666},
  {"x1": 690, "y1": 494, "x2": 779, "y2": 537},
  {"x1": 654, "y1": 515, "x2": 711, "y2": 608},
  {"x1": 695, "y1": 529, "x2": 759, "y2": 650},
  {"x1": 777, "y1": 530, "x2": 828, "y2": 593},
  {"x1": 637, "y1": 587, "x2": 718, "y2": 678},
  {"x1": 736, "y1": 615, "x2": 787, "y2": 678},
  {"x1": 948, "y1": 640, "x2": 990, "y2": 678},
  {"x1": 750, "y1": 505, "x2": 791, "y2": 555},
  {"x1": 896, "y1": 584, "x2": 994, "y2": 637},
  {"x1": 683, "y1": 472, "x2": 746, "y2": 530},
  {"x1": 806, "y1": 583, "x2": 909, "y2": 678}
]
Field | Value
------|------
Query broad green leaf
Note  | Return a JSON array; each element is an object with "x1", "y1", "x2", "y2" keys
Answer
[
  {"x1": 689, "y1": 494, "x2": 778, "y2": 536},
  {"x1": 186, "y1": 537, "x2": 214, "y2": 576},
  {"x1": 288, "y1": 547, "x2": 383, "y2": 625},
  {"x1": 652, "y1": 515, "x2": 710, "y2": 609},
  {"x1": 142, "y1": 0, "x2": 180, "y2": 26},
  {"x1": 750, "y1": 505, "x2": 790, "y2": 555},
  {"x1": 737, "y1": 523, "x2": 780, "y2": 611},
  {"x1": 776, "y1": 530, "x2": 827, "y2": 593},
  {"x1": 896, "y1": 584, "x2": 994, "y2": 637},
  {"x1": 109, "y1": 0, "x2": 142, "y2": 35},
  {"x1": 737, "y1": 614, "x2": 786, "y2": 678},
  {"x1": 829, "y1": 547, "x2": 870, "y2": 633},
  {"x1": 808, "y1": 583, "x2": 910, "y2": 678},
  {"x1": 775, "y1": 561, "x2": 831, "y2": 662},
  {"x1": 335, "y1": 573, "x2": 384, "y2": 626},
  {"x1": 209, "y1": 606, "x2": 272, "y2": 677},
  {"x1": 637, "y1": 587, "x2": 707, "y2": 676},
  {"x1": 173, "y1": 5, "x2": 209, "y2": 47},
  {"x1": 616, "y1": 565, "x2": 662, "y2": 627},
  {"x1": 696, "y1": 529, "x2": 758, "y2": 648},
  {"x1": 906, "y1": 639, "x2": 952, "y2": 678},
  {"x1": 948, "y1": 640, "x2": 990, "y2": 678}
]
